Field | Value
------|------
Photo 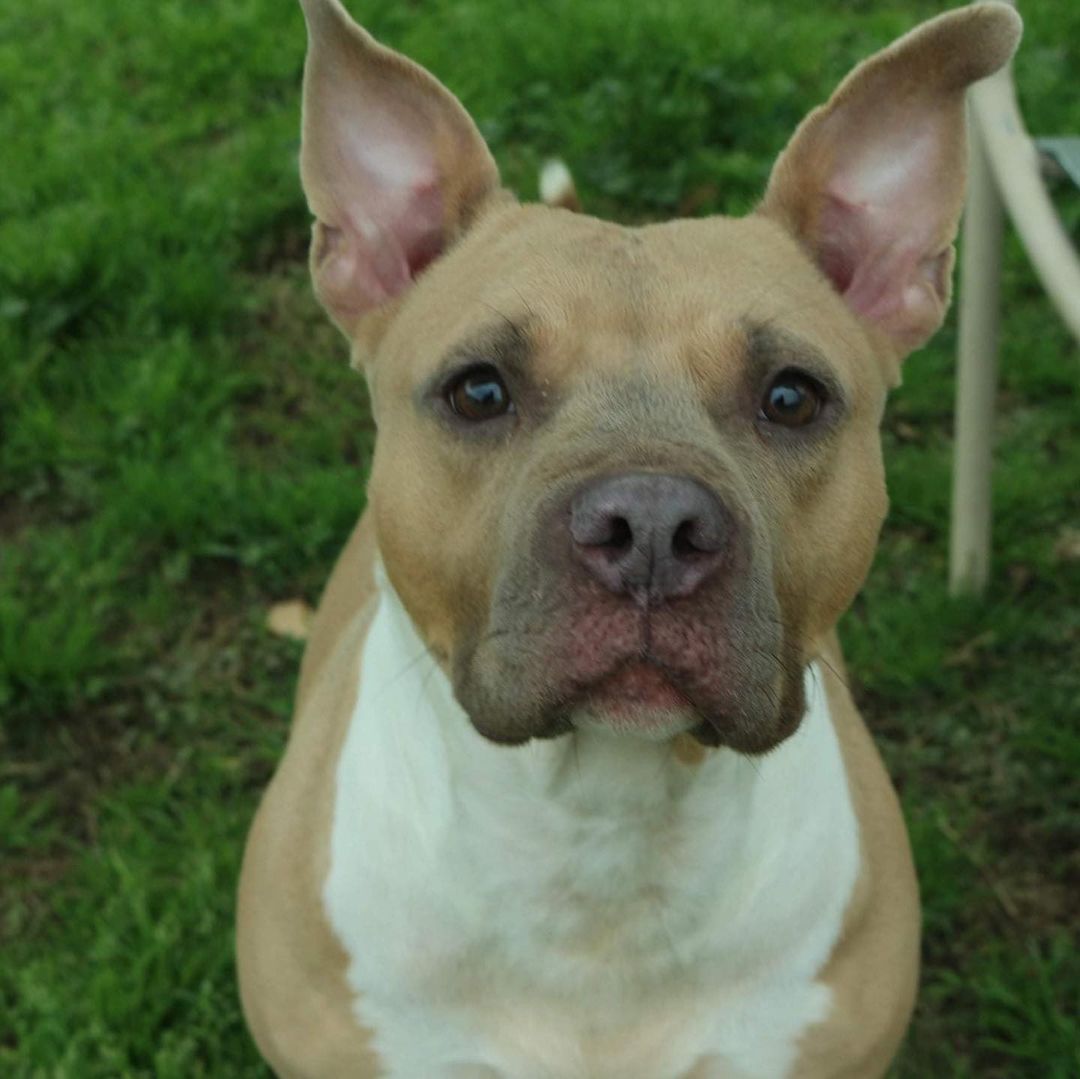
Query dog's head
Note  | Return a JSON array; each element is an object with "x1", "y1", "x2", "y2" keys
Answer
[{"x1": 297, "y1": 0, "x2": 1020, "y2": 751}]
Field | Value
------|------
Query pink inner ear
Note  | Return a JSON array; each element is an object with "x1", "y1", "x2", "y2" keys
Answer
[
  {"x1": 346, "y1": 175, "x2": 444, "y2": 298},
  {"x1": 314, "y1": 174, "x2": 443, "y2": 325},
  {"x1": 811, "y1": 113, "x2": 955, "y2": 348},
  {"x1": 307, "y1": 70, "x2": 452, "y2": 323},
  {"x1": 818, "y1": 193, "x2": 929, "y2": 321}
]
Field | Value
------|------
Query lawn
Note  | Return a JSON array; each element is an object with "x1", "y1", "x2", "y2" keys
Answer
[{"x1": 1, "y1": 0, "x2": 1077, "y2": 1075}]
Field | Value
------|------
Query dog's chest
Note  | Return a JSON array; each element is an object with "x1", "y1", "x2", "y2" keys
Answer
[{"x1": 322, "y1": 595, "x2": 859, "y2": 1078}]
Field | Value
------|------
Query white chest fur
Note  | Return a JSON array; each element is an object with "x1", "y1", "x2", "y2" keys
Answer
[{"x1": 323, "y1": 583, "x2": 860, "y2": 1079}]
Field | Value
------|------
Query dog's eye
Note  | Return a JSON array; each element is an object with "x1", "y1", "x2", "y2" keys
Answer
[
  {"x1": 445, "y1": 364, "x2": 513, "y2": 422},
  {"x1": 759, "y1": 371, "x2": 824, "y2": 428}
]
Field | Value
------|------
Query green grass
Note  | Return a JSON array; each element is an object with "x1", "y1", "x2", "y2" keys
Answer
[{"x1": 2, "y1": 0, "x2": 1078, "y2": 1074}]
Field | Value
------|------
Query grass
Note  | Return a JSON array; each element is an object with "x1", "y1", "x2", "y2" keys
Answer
[{"x1": 1, "y1": 0, "x2": 1077, "y2": 1074}]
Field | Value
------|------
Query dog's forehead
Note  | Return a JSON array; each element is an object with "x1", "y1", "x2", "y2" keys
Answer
[{"x1": 382, "y1": 203, "x2": 881, "y2": 392}]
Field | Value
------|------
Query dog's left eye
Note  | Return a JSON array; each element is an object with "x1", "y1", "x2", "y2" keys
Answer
[
  {"x1": 759, "y1": 370, "x2": 824, "y2": 428},
  {"x1": 445, "y1": 364, "x2": 513, "y2": 422}
]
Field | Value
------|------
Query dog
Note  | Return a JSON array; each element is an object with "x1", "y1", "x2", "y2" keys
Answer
[{"x1": 236, "y1": 2, "x2": 1021, "y2": 1075}]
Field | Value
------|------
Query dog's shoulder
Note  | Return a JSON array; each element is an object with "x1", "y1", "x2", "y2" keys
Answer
[
  {"x1": 789, "y1": 644, "x2": 920, "y2": 1078},
  {"x1": 237, "y1": 513, "x2": 382, "y2": 1078}
]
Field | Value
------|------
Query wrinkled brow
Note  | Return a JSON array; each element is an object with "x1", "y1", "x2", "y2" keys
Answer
[
  {"x1": 444, "y1": 317, "x2": 532, "y2": 379},
  {"x1": 744, "y1": 321, "x2": 847, "y2": 406},
  {"x1": 414, "y1": 316, "x2": 532, "y2": 405}
]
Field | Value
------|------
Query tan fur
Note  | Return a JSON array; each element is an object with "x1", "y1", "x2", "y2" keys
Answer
[
  {"x1": 237, "y1": 516, "x2": 380, "y2": 1077},
  {"x1": 238, "y1": 3, "x2": 1021, "y2": 1075},
  {"x1": 789, "y1": 633, "x2": 920, "y2": 1076}
]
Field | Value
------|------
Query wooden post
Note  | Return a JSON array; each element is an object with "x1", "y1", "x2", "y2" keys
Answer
[{"x1": 950, "y1": 120, "x2": 1003, "y2": 596}]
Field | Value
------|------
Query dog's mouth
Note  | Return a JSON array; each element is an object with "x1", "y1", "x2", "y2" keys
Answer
[
  {"x1": 572, "y1": 660, "x2": 698, "y2": 739},
  {"x1": 455, "y1": 541, "x2": 801, "y2": 753},
  {"x1": 593, "y1": 661, "x2": 691, "y2": 712}
]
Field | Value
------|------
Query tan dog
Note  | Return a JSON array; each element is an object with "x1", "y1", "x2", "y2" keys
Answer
[{"x1": 237, "y1": 2, "x2": 1021, "y2": 1076}]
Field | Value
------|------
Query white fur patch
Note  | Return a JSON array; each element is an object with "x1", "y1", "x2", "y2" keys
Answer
[{"x1": 323, "y1": 577, "x2": 860, "y2": 1078}]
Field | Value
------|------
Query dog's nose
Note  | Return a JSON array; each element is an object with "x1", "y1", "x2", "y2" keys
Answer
[{"x1": 569, "y1": 472, "x2": 728, "y2": 600}]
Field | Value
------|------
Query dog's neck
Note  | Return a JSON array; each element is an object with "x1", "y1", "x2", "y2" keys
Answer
[{"x1": 324, "y1": 573, "x2": 861, "y2": 1078}]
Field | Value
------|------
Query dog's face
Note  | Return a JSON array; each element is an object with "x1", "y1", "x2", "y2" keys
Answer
[
  {"x1": 368, "y1": 208, "x2": 891, "y2": 751},
  {"x1": 297, "y1": 0, "x2": 1020, "y2": 751}
]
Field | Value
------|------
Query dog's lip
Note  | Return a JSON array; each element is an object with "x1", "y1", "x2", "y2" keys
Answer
[
  {"x1": 574, "y1": 660, "x2": 697, "y2": 733},
  {"x1": 569, "y1": 658, "x2": 772, "y2": 749},
  {"x1": 593, "y1": 660, "x2": 690, "y2": 708}
]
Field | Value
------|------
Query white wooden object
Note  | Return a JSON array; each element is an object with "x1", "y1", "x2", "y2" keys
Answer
[
  {"x1": 950, "y1": 61, "x2": 1080, "y2": 595},
  {"x1": 951, "y1": 122, "x2": 1004, "y2": 595}
]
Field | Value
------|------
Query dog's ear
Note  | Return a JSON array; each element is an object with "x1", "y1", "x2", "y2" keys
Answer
[
  {"x1": 759, "y1": 3, "x2": 1021, "y2": 357},
  {"x1": 298, "y1": 0, "x2": 501, "y2": 336}
]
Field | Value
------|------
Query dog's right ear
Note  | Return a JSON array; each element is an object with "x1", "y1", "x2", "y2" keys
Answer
[
  {"x1": 298, "y1": 0, "x2": 501, "y2": 338},
  {"x1": 759, "y1": 2, "x2": 1021, "y2": 359}
]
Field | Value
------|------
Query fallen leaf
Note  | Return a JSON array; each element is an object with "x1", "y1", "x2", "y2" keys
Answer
[{"x1": 267, "y1": 599, "x2": 314, "y2": 641}]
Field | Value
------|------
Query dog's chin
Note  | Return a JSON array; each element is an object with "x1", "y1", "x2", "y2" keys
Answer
[
  {"x1": 571, "y1": 706, "x2": 697, "y2": 742},
  {"x1": 569, "y1": 662, "x2": 699, "y2": 742}
]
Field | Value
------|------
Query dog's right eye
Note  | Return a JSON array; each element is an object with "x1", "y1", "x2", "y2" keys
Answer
[
  {"x1": 444, "y1": 364, "x2": 514, "y2": 422},
  {"x1": 759, "y1": 370, "x2": 825, "y2": 429}
]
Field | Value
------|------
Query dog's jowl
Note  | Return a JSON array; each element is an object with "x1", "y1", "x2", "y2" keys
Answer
[{"x1": 237, "y1": 2, "x2": 1022, "y2": 1076}]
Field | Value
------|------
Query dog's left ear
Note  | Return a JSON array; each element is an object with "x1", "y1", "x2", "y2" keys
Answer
[
  {"x1": 759, "y1": 2, "x2": 1021, "y2": 357},
  {"x1": 298, "y1": 0, "x2": 501, "y2": 337}
]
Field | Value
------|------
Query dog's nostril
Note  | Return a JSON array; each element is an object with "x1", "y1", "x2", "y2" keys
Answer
[
  {"x1": 605, "y1": 516, "x2": 633, "y2": 552},
  {"x1": 671, "y1": 519, "x2": 700, "y2": 558}
]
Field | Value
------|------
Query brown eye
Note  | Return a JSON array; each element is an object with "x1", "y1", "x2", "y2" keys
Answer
[
  {"x1": 445, "y1": 365, "x2": 513, "y2": 422},
  {"x1": 760, "y1": 371, "x2": 823, "y2": 428}
]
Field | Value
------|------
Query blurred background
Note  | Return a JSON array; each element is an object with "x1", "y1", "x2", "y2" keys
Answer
[{"x1": 1, "y1": 0, "x2": 1077, "y2": 1075}]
